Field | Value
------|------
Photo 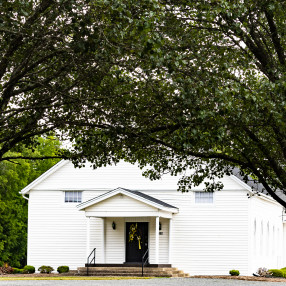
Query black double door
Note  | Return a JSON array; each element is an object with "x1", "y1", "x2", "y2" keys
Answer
[{"x1": 125, "y1": 222, "x2": 148, "y2": 263}]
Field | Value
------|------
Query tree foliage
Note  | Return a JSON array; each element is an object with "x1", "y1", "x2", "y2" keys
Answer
[
  {"x1": 0, "y1": 1, "x2": 286, "y2": 206},
  {"x1": 69, "y1": 1, "x2": 286, "y2": 206},
  {"x1": 0, "y1": 0, "x2": 157, "y2": 161},
  {"x1": 0, "y1": 137, "x2": 60, "y2": 267}
]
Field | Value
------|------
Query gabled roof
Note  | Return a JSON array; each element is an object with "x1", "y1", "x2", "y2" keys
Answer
[
  {"x1": 77, "y1": 187, "x2": 179, "y2": 213},
  {"x1": 231, "y1": 167, "x2": 265, "y2": 193},
  {"x1": 20, "y1": 160, "x2": 68, "y2": 194},
  {"x1": 231, "y1": 167, "x2": 286, "y2": 204}
]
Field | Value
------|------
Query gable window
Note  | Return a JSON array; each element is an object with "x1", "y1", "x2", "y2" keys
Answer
[
  {"x1": 65, "y1": 191, "x2": 82, "y2": 203},
  {"x1": 195, "y1": 192, "x2": 213, "y2": 204}
]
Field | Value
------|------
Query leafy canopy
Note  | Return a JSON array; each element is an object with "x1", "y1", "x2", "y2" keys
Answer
[
  {"x1": 69, "y1": 0, "x2": 286, "y2": 207},
  {"x1": 0, "y1": 1, "x2": 286, "y2": 206},
  {"x1": 0, "y1": 0, "x2": 159, "y2": 161}
]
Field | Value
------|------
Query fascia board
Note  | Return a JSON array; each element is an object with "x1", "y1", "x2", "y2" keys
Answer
[
  {"x1": 78, "y1": 187, "x2": 178, "y2": 213},
  {"x1": 230, "y1": 175, "x2": 279, "y2": 206},
  {"x1": 229, "y1": 175, "x2": 253, "y2": 193},
  {"x1": 20, "y1": 160, "x2": 69, "y2": 195}
]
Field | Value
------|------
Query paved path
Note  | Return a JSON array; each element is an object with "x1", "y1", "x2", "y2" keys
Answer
[{"x1": 0, "y1": 278, "x2": 285, "y2": 286}]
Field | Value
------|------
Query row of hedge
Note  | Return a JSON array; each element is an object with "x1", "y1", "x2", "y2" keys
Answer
[
  {"x1": 230, "y1": 267, "x2": 286, "y2": 278},
  {"x1": 38, "y1": 265, "x2": 69, "y2": 274},
  {"x1": 268, "y1": 267, "x2": 286, "y2": 278},
  {"x1": 3, "y1": 265, "x2": 69, "y2": 274}
]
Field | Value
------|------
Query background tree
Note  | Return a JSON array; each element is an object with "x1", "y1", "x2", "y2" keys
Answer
[{"x1": 0, "y1": 137, "x2": 60, "y2": 267}]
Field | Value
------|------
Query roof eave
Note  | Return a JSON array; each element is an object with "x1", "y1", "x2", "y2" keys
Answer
[
  {"x1": 20, "y1": 160, "x2": 68, "y2": 195},
  {"x1": 77, "y1": 187, "x2": 178, "y2": 213}
]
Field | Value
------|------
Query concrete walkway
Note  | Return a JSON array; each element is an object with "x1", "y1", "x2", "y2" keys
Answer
[{"x1": 0, "y1": 278, "x2": 285, "y2": 286}]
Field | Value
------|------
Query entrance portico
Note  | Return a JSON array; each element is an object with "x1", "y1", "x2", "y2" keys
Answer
[{"x1": 77, "y1": 188, "x2": 179, "y2": 265}]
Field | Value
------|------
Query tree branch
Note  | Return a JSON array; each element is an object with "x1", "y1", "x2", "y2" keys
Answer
[{"x1": 264, "y1": 9, "x2": 285, "y2": 65}]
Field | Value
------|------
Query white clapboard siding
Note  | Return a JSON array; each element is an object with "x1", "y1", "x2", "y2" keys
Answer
[
  {"x1": 85, "y1": 194, "x2": 158, "y2": 213},
  {"x1": 27, "y1": 190, "x2": 87, "y2": 270},
  {"x1": 29, "y1": 161, "x2": 247, "y2": 192},
  {"x1": 89, "y1": 217, "x2": 104, "y2": 263},
  {"x1": 159, "y1": 217, "x2": 169, "y2": 263},
  {"x1": 249, "y1": 196, "x2": 284, "y2": 273},
  {"x1": 155, "y1": 190, "x2": 250, "y2": 275},
  {"x1": 24, "y1": 160, "x2": 285, "y2": 275},
  {"x1": 104, "y1": 217, "x2": 125, "y2": 263},
  {"x1": 32, "y1": 161, "x2": 180, "y2": 191}
]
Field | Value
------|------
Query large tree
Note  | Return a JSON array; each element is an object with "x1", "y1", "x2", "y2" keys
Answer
[
  {"x1": 0, "y1": 0, "x2": 157, "y2": 161},
  {"x1": 1, "y1": 1, "x2": 286, "y2": 207},
  {"x1": 0, "y1": 137, "x2": 60, "y2": 267},
  {"x1": 68, "y1": 1, "x2": 286, "y2": 207}
]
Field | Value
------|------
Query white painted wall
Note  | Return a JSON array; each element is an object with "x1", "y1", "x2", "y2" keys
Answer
[
  {"x1": 27, "y1": 190, "x2": 87, "y2": 270},
  {"x1": 25, "y1": 161, "x2": 285, "y2": 275},
  {"x1": 249, "y1": 196, "x2": 284, "y2": 274}
]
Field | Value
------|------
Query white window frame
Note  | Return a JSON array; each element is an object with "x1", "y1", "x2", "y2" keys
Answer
[
  {"x1": 64, "y1": 191, "x2": 82, "y2": 203},
  {"x1": 194, "y1": 191, "x2": 214, "y2": 204}
]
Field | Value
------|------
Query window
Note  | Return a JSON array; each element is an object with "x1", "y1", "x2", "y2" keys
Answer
[
  {"x1": 254, "y1": 219, "x2": 257, "y2": 255},
  {"x1": 65, "y1": 191, "x2": 82, "y2": 203},
  {"x1": 195, "y1": 192, "x2": 213, "y2": 203}
]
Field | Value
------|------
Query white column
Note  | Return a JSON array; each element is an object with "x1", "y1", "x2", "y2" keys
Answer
[
  {"x1": 102, "y1": 218, "x2": 105, "y2": 263},
  {"x1": 155, "y1": 216, "x2": 159, "y2": 264},
  {"x1": 168, "y1": 218, "x2": 172, "y2": 265},
  {"x1": 86, "y1": 216, "x2": 90, "y2": 260}
]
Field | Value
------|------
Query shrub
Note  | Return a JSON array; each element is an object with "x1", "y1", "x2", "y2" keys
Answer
[
  {"x1": 0, "y1": 266, "x2": 13, "y2": 274},
  {"x1": 12, "y1": 268, "x2": 24, "y2": 274},
  {"x1": 23, "y1": 265, "x2": 35, "y2": 274},
  {"x1": 269, "y1": 269, "x2": 284, "y2": 278},
  {"x1": 38, "y1": 265, "x2": 54, "y2": 274},
  {"x1": 57, "y1": 266, "x2": 69, "y2": 273},
  {"x1": 280, "y1": 268, "x2": 286, "y2": 277},
  {"x1": 229, "y1": 269, "x2": 240, "y2": 276}
]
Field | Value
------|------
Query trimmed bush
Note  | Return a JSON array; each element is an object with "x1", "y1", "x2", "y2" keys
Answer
[
  {"x1": 12, "y1": 268, "x2": 24, "y2": 274},
  {"x1": 269, "y1": 269, "x2": 284, "y2": 278},
  {"x1": 38, "y1": 265, "x2": 54, "y2": 274},
  {"x1": 280, "y1": 268, "x2": 286, "y2": 277},
  {"x1": 229, "y1": 269, "x2": 240, "y2": 276},
  {"x1": 57, "y1": 266, "x2": 69, "y2": 273},
  {"x1": 23, "y1": 265, "x2": 35, "y2": 274}
]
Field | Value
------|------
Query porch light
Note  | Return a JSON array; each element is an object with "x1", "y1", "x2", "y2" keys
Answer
[
  {"x1": 112, "y1": 221, "x2": 116, "y2": 230},
  {"x1": 159, "y1": 222, "x2": 162, "y2": 231}
]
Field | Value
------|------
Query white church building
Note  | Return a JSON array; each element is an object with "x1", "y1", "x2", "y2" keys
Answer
[{"x1": 20, "y1": 160, "x2": 286, "y2": 275}]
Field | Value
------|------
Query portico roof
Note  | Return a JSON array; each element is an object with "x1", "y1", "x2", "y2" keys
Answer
[{"x1": 77, "y1": 187, "x2": 179, "y2": 218}]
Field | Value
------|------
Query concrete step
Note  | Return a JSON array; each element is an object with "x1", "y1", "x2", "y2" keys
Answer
[
  {"x1": 78, "y1": 273, "x2": 172, "y2": 277},
  {"x1": 79, "y1": 270, "x2": 173, "y2": 274},
  {"x1": 77, "y1": 266, "x2": 189, "y2": 278},
  {"x1": 77, "y1": 267, "x2": 178, "y2": 271}
]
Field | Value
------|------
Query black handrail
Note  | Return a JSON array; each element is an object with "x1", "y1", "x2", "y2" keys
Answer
[
  {"x1": 86, "y1": 248, "x2": 96, "y2": 276},
  {"x1": 141, "y1": 248, "x2": 149, "y2": 277}
]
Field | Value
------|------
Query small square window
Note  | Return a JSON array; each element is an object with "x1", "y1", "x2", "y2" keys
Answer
[
  {"x1": 65, "y1": 191, "x2": 82, "y2": 203},
  {"x1": 195, "y1": 192, "x2": 213, "y2": 204}
]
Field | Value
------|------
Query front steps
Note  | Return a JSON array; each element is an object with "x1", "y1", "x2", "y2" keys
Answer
[{"x1": 77, "y1": 266, "x2": 190, "y2": 277}]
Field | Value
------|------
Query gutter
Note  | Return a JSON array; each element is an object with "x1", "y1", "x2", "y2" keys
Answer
[{"x1": 21, "y1": 193, "x2": 29, "y2": 201}]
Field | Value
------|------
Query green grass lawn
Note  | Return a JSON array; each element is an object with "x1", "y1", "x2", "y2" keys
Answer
[{"x1": 0, "y1": 276, "x2": 153, "y2": 281}]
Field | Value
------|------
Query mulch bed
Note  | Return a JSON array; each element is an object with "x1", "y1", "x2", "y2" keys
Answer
[
  {"x1": 191, "y1": 275, "x2": 286, "y2": 282},
  {"x1": 0, "y1": 273, "x2": 286, "y2": 282},
  {"x1": 0, "y1": 273, "x2": 78, "y2": 278}
]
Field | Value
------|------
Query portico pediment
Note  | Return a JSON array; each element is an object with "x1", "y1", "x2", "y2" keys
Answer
[{"x1": 77, "y1": 187, "x2": 178, "y2": 218}]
